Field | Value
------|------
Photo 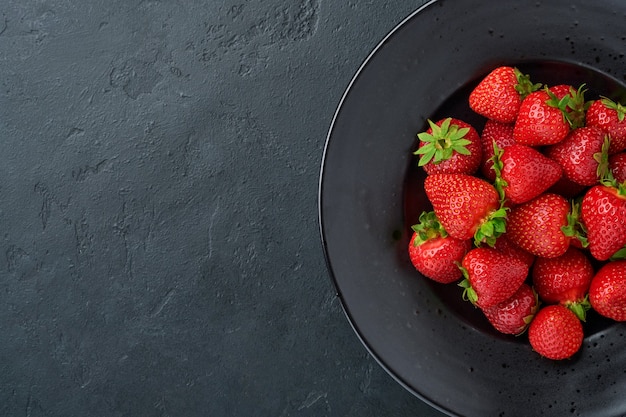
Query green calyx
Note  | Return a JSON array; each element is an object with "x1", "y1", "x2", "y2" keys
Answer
[
  {"x1": 561, "y1": 199, "x2": 589, "y2": 248},
  {"x1": 610, "y1": 245, "x2": 626, "y2": 261},
  {"x1": 565, "y1": 296, "x2": 591, "y2": 322},
  {"x1": 489, "y1": 141, "x2": 508, "y2": 204},
  {"x1": 474, "y1": 207, "x2": 508, "y2": 248},
  {"x1": 415, "y1": 118, "x2": 471, "y2": 166},
  {"x1": 411, "y1": 211, "x2": 447, "y2": 246},
  {"x1": 458, "y1": 268, "x2": 478, "y2": 306},
  {"x1": 513, "y1": 67, "x2": 543, "y2": 99},
  {"x1": 600, "y1": 96, "x2": 626, "y2": 122},
  {"x1": 594, "y1": 136, "x2": 626, "y2": 195},
  {"x1": 545, "y1": 84, "x2": 589, "y2": 129}
]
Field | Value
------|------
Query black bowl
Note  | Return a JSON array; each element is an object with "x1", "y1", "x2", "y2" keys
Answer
[{"x1": 319, "y1": 1, "x2": 626, "y2": 416}]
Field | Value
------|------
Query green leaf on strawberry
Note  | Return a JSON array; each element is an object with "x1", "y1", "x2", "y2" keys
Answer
[
  {"x1": 415, "y1": 118, "x2": 472, "y2": 166},
  {"x1": 411, "y1": 211, "x2": 447, "y2": 245},
  {"x1": 600, "y1": 96, "x2": 626, "y2": 122},
  {"x1": 513, "y1": 68, "x2": 543, "y2": 99}
]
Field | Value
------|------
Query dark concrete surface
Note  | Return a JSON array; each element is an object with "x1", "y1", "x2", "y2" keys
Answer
[{"x1": 0, "y1": 1, "x2": 447, "y2": 416}]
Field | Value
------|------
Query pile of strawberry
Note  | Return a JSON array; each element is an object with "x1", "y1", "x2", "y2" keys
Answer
[{"x1": 408, "y1": 66, "x2": 626, "y2": 360}]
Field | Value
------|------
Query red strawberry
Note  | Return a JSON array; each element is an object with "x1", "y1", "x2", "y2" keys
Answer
[
  {"x1": 528, "y1": 305, "x2": 584, "y2": 360},
  {"x1": 506, "y1": 193, "x2": 573, "y2": 258},
  {"x1": 458, "y1": 247, "x2": 529, "y2": 309},
  {"x1": 469, "y1": 66, "x2": 540, "y2": 123},
  {"x1": 482, "y1": 283, "x2": 539, "y2": 335},
  {"x1": 532, "y1": 247, "x2": 594, "y2": 320},
  {"x1": 589, "y1": 260, "x2": 626, "y2": 321},
  {"x1": 493, "y1": 143, "x2": 562, "y2": 204},
  {"x1": 424, "y1": 173, "x2": 506, "y2": 246},
  {"x1": 586, "y1": 98, "x2": 626, "y2": 154},
  {"x1": 548, "y1": 175, "x2": 587, "y2": 199},
  {"x1": 546, "y1": 126, "x2": 605, "y2": 186},
  {"x1": 415, "y1": 118, "x2": 482, "y2": 175},
  {"x1": 408, "y1": 211, "x2": 472, "y2": 284},
  {"x1": 609, "y1": 152, "x2": 626, "y2": 183},
  {"x1": 513, "y1": 88, "x2": 572, "y2": 146},
  {"x1": 479, "y1": 120, "x2": 516, "y2": 181},
  {"x1": 580, "y1": 184, "x2": 626, "y2": 260},
  {"x1": 492, "y1": 234, "x2": 535, "y2": 269}
]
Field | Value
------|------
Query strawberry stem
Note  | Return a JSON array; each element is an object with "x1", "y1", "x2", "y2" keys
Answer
[
  {"x1": 411, "y1": 211, "x2": 448, "y2": 246},
  {"x1": 489, "y1": 141, "x2": 507, "y2": 204},
  {"x1": 513, "y1": 68, "x2": 543, "y2": 99},
  {"x1": 600, "y1": 96, "x2": 626, "y2": 122},
  {"x1": 458, "y1": 267, "x2": 478, "y2": 306},
  {"x1": 415, "y1": 118, "x2": 472, "y2": 166},
  {"x1": 565, "y1": 296, "x2": 591, "y2": 322},
  {"x1": 561, "y1": 199, "x2": 588, "y2": 248}
]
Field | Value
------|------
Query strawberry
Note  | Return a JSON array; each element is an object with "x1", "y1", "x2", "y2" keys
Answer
[
  {"x1": 506, "y1": 193, "x2": 573, "y2": 258},
  {"x1": 479, "y1": 120, "x2": 516, "y2": 181},
  {"x1": 458, "y1": 247, "x2": 529, "y2": 309},
  {"x1": 531, "y1": 247, "x2": 594, "y2": 320},
  {"x1": 492, "y1": 234, "x2": 535, "y2": 269},
  {"x1": 482, "y1": 283, "x2": 539, "y2": 335},
  {"x1": 469, "y1": 66, "x2": 541, "y2": 123},
  {"x1": 492, "y1": 143, "x2": 562, "y2": 204},
  {"x1": 580, "y1": 184, "x2": 626, "y2": 260},
  {"x1": 548, "y1": 175, "x2": 587, "y2": 199},
  {"x1": 408, "y1": 211, "x2": 472, "y2": 284},
  {"x1": 586, "y1": 97, "x2": 626, "y2": 154},
  {"x1": 415, "y1": 118, "x2": 482, "y2": 175},
  {"x1": 513, "y1": 87, "x2": 575, "y2": 146},
  {"x1": 546, "y1": 126, "x2": 605, "y2": 186},
  {"x1": 528, "y1": 305, "x2": 584, "y2": 360},
  {"x1": 588, "y1": 260, "x2": 626, "y2": 321},
  {"x1": 424, "y1": 173, "x2": 507, "y2": 246},
  {"x1": 609, "y1": 151, "x2": 626, "y2": 183}
]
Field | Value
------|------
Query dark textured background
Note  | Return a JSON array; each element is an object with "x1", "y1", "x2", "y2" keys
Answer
[{"x1": 0, "y1": 0, "x2": 449, "y2": 416}]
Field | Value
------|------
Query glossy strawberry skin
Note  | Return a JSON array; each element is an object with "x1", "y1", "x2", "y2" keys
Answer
[
  {"x1": 500, "y1": 144, "x2": 562, "y2": 204},
  {"x1": 528, "y1": 305, "x2": 584, "y2": 360},
  {"x1": 461, "y1": 247, "x2": 529, "y2": 309},
  {"x1": 408, "y1": 233, "x2": 471, "y2": 284},
  {"x1": 589, "y1": 260, "x2": 626, "y2": 321},
  {"x1": 479, "y1": 120, "x2": 516, "y2": 181},
  {"x1": 514, "y1": 90, "x2": 571, "y2": 146},
  {"x1": 532, "y1": 247, "x2": 594, "y2": 304},
  {"x1": 546, "y1": 126, "x2": 605, "y2": 186},
  {"x1": 609, "y1": 152, "x2": 626, "y2": 183},
  {"x1": 506, "y1": 193, "x2": 571, "y2": 258},
  {"x1": 492, "y1": 234, "x2": 535, "y2": 269},
  {"x1": 482, "y1": 283, "x2": 538, "y2": 335},
  {"x1": 418, "y1": 118, "x2": 482, "y2": 175},
  {"x1": 586, "y1": 99, "x2": 626, "y2": 154},
  {"x1": 424, "y1": 173, "x2": 499, "y2": 241},
  {"x1": 469, "y1": 66, "x2": 523, "y2": 123},
  {"x1": 580, "y1": 185, "x2": 626, "y2": 261}
]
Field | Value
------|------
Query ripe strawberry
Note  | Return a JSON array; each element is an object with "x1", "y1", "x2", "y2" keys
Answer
[
  {"x1": 546, "y1": 126, "x2": 605, "y2": 186},
  {"x1": 458, "y1": 247, "x2": 529, "y2": 309},
  {"x1": 528, "y1": 305, "x2": 584, "y2": 360},
  {"x1": 424, "y1": 173, "x2": 506, "y2": 246},
  {"x1": 492, "y1": 143, "x2": 562, "y2": 204},
  {"x1": 506, "y1": 193, "x2": 573, "y2": 258},
  {"x1": 469, "y1": 66, "x2": 541, "y2": 123},
  {"x1": 532, "y1": 247, "x2": 594, "y2": 320},
  {"x1": 482, "y1": 283, "x2": 539, "y2": 335},
  {"x1": 492, "y1": 234, "x2": 535, "y2": 269},
  {"x1": 609, "y1": 151, "x2": 626, "y2": 183},
  {"x1": 513, "y1": 88, "x2": 572, "y2": 146},
  {"x1": 479, "y1": 120, "x2": 516, "y2": 181},
  {"x1": 548, "y1": 175, "x2": 587, "y2": 199},
  {"x1": 586, "y1": 97, "x2": 626, "y2": 154},
  {"x1": 408, "y1": 211, "x2": 472, "y2": 284},
  {"x1": 415, "y1": 118, "x2": 482, "y2": 175},
  {"x1": 589, "y1": 260, "x2": 626, "y2": 321},
  {"x1": 580, "y1": 184, "x2": 626, "y2": 260}
]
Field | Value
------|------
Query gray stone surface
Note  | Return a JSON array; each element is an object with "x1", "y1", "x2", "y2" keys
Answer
[{"x1": 0, "y1": 0, "x2": 446, "y2": 416}]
